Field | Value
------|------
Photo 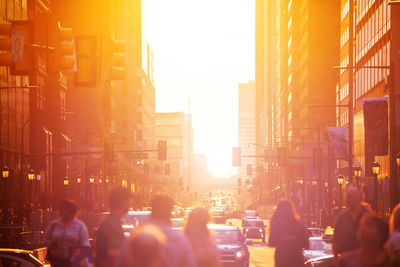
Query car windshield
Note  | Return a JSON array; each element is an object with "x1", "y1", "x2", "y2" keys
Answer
[
  {"x1": 244, "y1": 221, "x2": 264, "y2": 227},
  {"x1": 211, "y1": 229, "x2": 241, "y2": 244},
  {"x1": 309, "y1": 239, "x2": 332, "y2": 251},
  {"x1": 124, "y1": 213, "x2": 150, "y2": 225}
]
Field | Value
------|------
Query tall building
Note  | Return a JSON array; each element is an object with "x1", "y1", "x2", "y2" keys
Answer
[
  {"x1": 155, "y1": 112, "x2": 193, "y2": 180},
  {"x1": 257, "y1": 0, "x2": 340, "y2": 192},
  {"x1": 238, "y1": 81, "x2": 256, "y2": 179},
  {"x1": 338, "y1": 0, "x2": 400, "y2": 208}
]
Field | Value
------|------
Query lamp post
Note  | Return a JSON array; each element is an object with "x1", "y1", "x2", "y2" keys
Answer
[
  {"x1": 354, "y1": 167, "x2": 362, "y2": 188},
  {"x1": 372, "y1": 162, "x2": 380, "y2": 211},
  {"x1": 27, "y1": 169, "x2": 35, "y2": 216},
  {"x1": 89, "y1": 175, "x2": 95, "y2": 211},
  {"x1": 77, "y1": 175, "x2": 81, "y2": 204},
  {"x1": 63, "y1": 177, "x2": 69, "y2": 197},
  {"x1": 312, "y1": 178, "x2": 317, "y2": 224},
  {"x1": 337, "y1": 174, "x2": 344, "y2": 208},
  {"x1": 2, "y1": 166, "x2": 10, "y2": 226}
]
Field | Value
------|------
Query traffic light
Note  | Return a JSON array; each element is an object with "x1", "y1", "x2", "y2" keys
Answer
[
  {"x1": 109, "y1": 39, "x2": 126, "y2": 80},
  {"x1": 232, "y1": 147, "x2": 241, "y2": 166},
  {"x1": 0, "y1": 21, "x2": 33, "y2": 74},
  {"x1": 0, "y1": 22, "x2": 11, "y2": 66},
  {"x1": 74, "y1": 35, "x2": 97, "y2": 86},
  {"x1": 247, "y1": 164, "x2": 252, "y2": 176},
  {"x1": 277, "y1": 147, "x2": 287, "y2": 167},
  {"x1": 158, "y1": 140, "x2": 167, "y2": 161},
  {"x1": 49, "y1": 21, "x2": 75, "y2": 72},
  {"x1": 165, "y1": 164, "x2": 170, "y2": 175}
]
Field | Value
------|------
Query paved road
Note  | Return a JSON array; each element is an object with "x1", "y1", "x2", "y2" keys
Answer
[{"x1": 228, "y1": 219, "x2": 275, "y2": 267}]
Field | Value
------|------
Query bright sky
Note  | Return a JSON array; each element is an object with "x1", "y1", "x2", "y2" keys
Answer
[{"x1": 144, "y1": 0, "x2": 255, "y2": 177}]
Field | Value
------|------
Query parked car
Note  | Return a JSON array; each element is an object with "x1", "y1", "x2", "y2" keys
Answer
[
  {"x1": 303, "y1": 237, "x2": 333, "y2": 261},
  {"x1": 209, "y1": 224, "x2": 250, "y2": 267},
  {"x1": 242, "y1": 218, "x2": 266, "y2": 243},
  {"x1": 242, "y1": 210, "x2": 258, "y2": 220},
  {"x1": 0, "y1": 249, "x2": 49, "y2": 267},
  {"x1": 304, "y1": 255, "x2": 335, "y2": 267}
]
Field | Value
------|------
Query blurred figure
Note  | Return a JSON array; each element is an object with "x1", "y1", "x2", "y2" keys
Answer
[
  {"x1": 149, "y1": 195, "x2": 197, "y2": 267},
  {"x1": 45, "y1": 199, "x2": 89, "y2": 267},
  {"x1": 121, "y1": 224, "x2": 165, "y2": 267},
  {"x1": 268, "y1": 200, "x2": 308, "y2": 267},
  {"x1": 96, "y1": 186, "x2": 132, "y2": 267},
  {"x1": 389, "y1": 203, "x2": 400, "y2": 265},
  {"x1": 337, "y1": 213, "x2": 390, "y2": 267},
  {"x1": 333, "y1": 186, "x2": 369, "y2": 257},
  {"x1": 184, "y1": 207, "x2": 220, "y2": 267}
]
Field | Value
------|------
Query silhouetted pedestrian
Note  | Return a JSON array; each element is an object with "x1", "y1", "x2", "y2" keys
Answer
[
  {"x1": 95, "y1": 186, "x2": 132, "y2": 267},
  {"x1": 268, "y1": 200, "x2": 308, "y2": 267},
  {"x1": 337, "y1": 213, "x2": 390, "y2": 267},
  {"x1": 45, "y1": 199, "x2": 89, "y2": 267},
  {"x1": 184, "y1": 207, "x2": 220, "y2": 267},
  {"x1": 332, "y1": 186, "x2": 369, "y2": 257},
  {"x1": 148, "y1": 195, "x2": 197, "y2": 267},
  {"x1": 389, "y1": 203, "x2": 400, "y2": 265},
  {"x1": 120, "y1": 224, "x2": 165, "y2": 267}
]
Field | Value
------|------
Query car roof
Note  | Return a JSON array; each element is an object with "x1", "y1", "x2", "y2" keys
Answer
[
  {"x1": 207, "y1": 224, "x2": 239, "y2": 231},
  {"x1": 127, "y1": 210, "x2": 151, "y2": 215}
]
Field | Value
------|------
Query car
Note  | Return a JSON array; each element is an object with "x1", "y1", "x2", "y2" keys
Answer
[
  {"x1": 303, "y1": 237, "x2": 333, "y2": 261},
  {"x1": 210, "y1": 208, "x2": 226, "y2": 224},
  {"x1": 171, "y1": 218, "x2": 184, "y2": 228},
  {"x1": 242, "y1": 218, "x2": 266, "y2": 243},
  {"x1": 0, "y1": 249, "x2": 49, "y2": 267},
  {"x1": 122, "y1": 210, "x2": 151, "y2": 237},
  {"x1": 209, "y1": 224, "x2": 250, "y2": 267},
  {"x1": 308, "y1": 228, "x2": 325, "y2": 237},
  {"x1": 304, "y1": 255, "x2": 335, "y2": 267}
]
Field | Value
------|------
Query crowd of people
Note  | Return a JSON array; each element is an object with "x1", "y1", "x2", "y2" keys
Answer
[{"x1": 45, "y1": 185, "x2": 400, "y2": 267}]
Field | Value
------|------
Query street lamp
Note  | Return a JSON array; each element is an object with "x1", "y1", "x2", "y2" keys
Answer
[
  {"x1": 372, "y1": 161, "x2": 380, "y2": 211},
  {"x1": 63, "y1": 177, "x2": 69, "y2": 186},
  {"x1": 27, "y1": 169, "x2": 35, "y2": 181},
  {"x1": 89, "y1": 176, "x2": 95, "y2": 184},
  {"x1": 77, "y1": 175, "x2": 81, "y2": 184},
  {"x1": 396, "y1": 152, "x2": 400, "y2": 167},
  {"x1": 337, "y1": 174, "x2": 344, "y2": 208},
  {"x1": 89, "y1": 175, "x2": 95, "y2": 211},
  {"x1": 2, "y1": 166, "x2": 9, "y2": 179},
  {"x1": 312, "y1": 178, "x2": 317, "y2": 186},
  {"x1": 354, "y1": 167, "x2": 362, "y2": 188}
]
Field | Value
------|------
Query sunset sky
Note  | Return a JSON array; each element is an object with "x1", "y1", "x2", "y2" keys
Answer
[{"x1": 144, "y1": 0, "x2": 255, "y2": 177}]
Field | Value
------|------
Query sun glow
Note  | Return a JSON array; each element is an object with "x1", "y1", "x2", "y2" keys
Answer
[{"x1": 144, "y1": 0, "x2": 255, "y2": 177}]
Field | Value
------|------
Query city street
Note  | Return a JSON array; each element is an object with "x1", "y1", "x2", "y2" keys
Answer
[{"x1": 228, "y1": 219, "x2": 275, "y2": 267}]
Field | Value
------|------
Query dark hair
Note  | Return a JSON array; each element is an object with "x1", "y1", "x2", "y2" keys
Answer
[
  {"x1": 184, "y1": 207, "x2": 210, "y2": 241},
  {"x1": 151, "y1": 195, "x2": 174, "y2": 221},
  {"x1": 361, "y1": 213, "x2": 389, "y2": 248},
  {"x1": 109, "y1": 186, "x2": 131, "y2": 211},
  {"x1": 128, "y1": 232, "x2": 162, "y2": 267},
  {"x1": 59, "y1": 199, "x2": 78, "y2": 216},
  {"x1": 271, "y1": 200, "x2": 297, "y2": 223}
]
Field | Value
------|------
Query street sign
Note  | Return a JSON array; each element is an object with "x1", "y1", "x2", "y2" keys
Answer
[{"x1": 11, "y1": 28, "x2": 24, "y2": 62}]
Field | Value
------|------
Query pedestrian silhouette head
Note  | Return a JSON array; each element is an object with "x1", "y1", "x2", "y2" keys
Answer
[
  {"x1": 109, "y1": 186, "x2": 132, "y2": 216},
  {"x1": 271, "y1": 199, "x2": 297, "y2": 222},
  {"x1": 58, "y1": 199, "x2": 78, "y2": 220},
  {"x1": 185, "y1": 207, "x2": 210, "y2": 238},
  {"x1": 357, "y1": 213, "x2": 389, "y2": 249},
  {"x1": 151, "y1": 195, "x2": 174, "y2": 222},
  {"x1": 345, "y1": 186, "x2": 362, "y2": 210}
]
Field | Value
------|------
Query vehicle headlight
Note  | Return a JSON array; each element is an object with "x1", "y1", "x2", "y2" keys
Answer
[
  {"x1": 245, "y1": 229, "x2": 249, "y2": 232},
  {"x1": 259, "y1": 229, "x2": 263, "y2": 232},
  {"x1": 236, "y1": 251, "x2": 243, "y2": 258}
]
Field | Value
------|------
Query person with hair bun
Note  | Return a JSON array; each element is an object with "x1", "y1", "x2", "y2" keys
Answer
[{"x1": 45, "y1": 199, "x2": 89, "y2": 267}]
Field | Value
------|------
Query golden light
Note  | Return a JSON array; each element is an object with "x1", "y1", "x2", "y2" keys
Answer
[
  {"x1": 77, "y1": 176, "x2": 81, "y2": 184},
  {"x1": 396, "y1": 152, "x2": 400, "y2": 167},
  {"x1": 63, "y1": 177, "x2": 69, "y2": 186},
  {"x1": 122, "y1": 179, "x2": 127, "y2": 188},
  {"x1": 337, "y1": 175, "x2": 344, "y2": 185},
  {"x1": 105, "y1": 178, "x2": 110, "y2": 183},
  {"x1": 2, "y1": 166, "x2": 9, "y2": 179},
  {"x1": 89, "y1": 176, "x2": 95, "y2": 183},
  {"x1": 27, "y1": 170, "x2": 35, "y2": 181},
  {"x1": 353, "y1": 167, "x2": 362, "y2": 178},
  {"x1": 324, "y1": 182, "x2": 328, "y2": 188},
  {"x1": 312, "y1": 178, "x2": 317, "y2": 186},
  {"x1": 372, "y1": 162, "x2": 380, "y2": 175},
  {"x1": 298, "y1": 178, "x2": 304, "y2": 185},
  {"x1": 99, "y1": 178, "x2": 102, "y2": 184}
]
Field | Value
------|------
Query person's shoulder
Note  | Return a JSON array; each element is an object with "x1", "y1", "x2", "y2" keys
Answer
[
  {"x1": 388, "y1": 231, "x2": 400, "y2": 245},
  {"x1": 73, "y1": 218, "x2": 88, "y2": 228}
]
